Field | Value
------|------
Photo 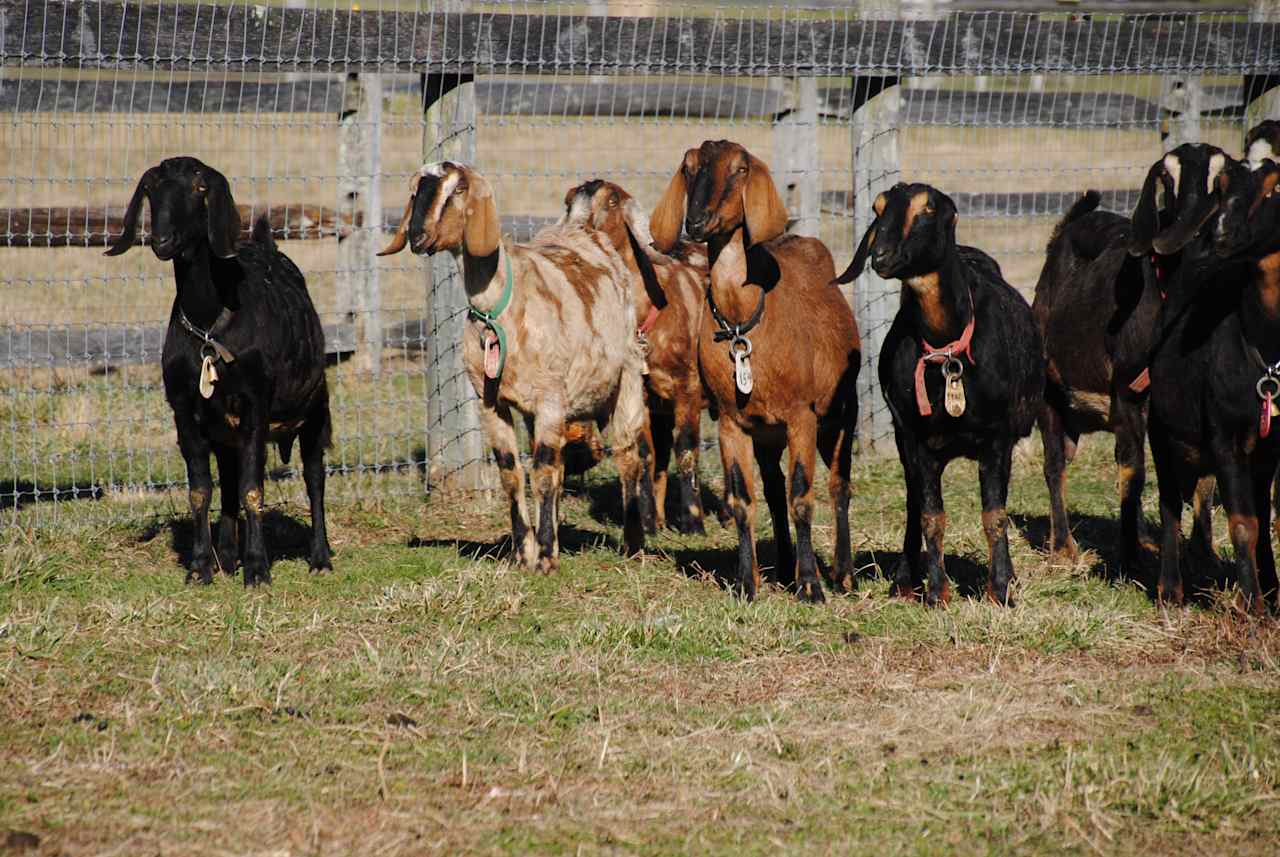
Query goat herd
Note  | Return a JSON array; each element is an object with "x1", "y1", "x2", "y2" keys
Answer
[{"x1": 103, "y1": 119, "x2": 1280, "y2": 616}]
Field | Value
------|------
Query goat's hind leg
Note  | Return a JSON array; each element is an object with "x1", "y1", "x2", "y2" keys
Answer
[
  {"x1": 483, "y1": 405, "x2": 536, "y2": 569},
  {"x1": 818, "y1": 421, "x2": 855, "y2": 594},
  {"x1": 672, "y1": 394, "x2": 707, "y2": 534},
  {"x1": 212, "y1": 444, "x2": 241, "y2": 575},
  {"x1": 300, "y1": 400, "x2": 334, "y2": 573},
  {"x1": 719, "y1": 420, "x2": 760, "y2": 600},
  {"x1": 649, "y1": 409, "x2": 675, "y2": 531},
  {"x1": 891, "y1": 431, "x2": 924, "y2": 601},
  {"x1": 608, "y1": 359, "x2": 651, "y2": 557},
  {"x1": 1038, "y1": 399, "x2": 1079, "y2": 561},
  {"x1": 237, "y1": 404, "x2": 271, "y2": 587},
  {"x1": 756, "y1": 442, "x2": 793, "y2": 589},
  {"x1": 530, "y1": 415, "x2": 566, "y2": 575}
]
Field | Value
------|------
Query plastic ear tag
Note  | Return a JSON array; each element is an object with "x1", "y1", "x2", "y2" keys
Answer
[
  {"x1": 943, "y1": 358, "x2": 966, "y2": 418},
  {"x1": 732, "y1": 336, "x2": 753, "y2": 396},
  {"x1": 637, "y1": 332, "x2": 651, "y2": 376},
  {"x1": 199, "y1": 354, "x2": 219, "y2": 399},
  {"x1": 483, "y1": 329, "x2": 501, "y2": 380}
]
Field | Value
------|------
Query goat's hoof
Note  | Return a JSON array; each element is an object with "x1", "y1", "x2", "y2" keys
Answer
[
  {"x1": 796, "y1": 581, "x2": 826, "y2": 604},
  {"x1": 891, "y1": 581, "x2": 921, "y2": 602},
  {"x1": 985, "y1": 583, "x2": 1013, "y2": 607},
  {"x1": 673, "y1": 515, "x2": 706, "y2": 536},
  {"x1": 243, "y1": 564, "x2": 272, "y2": 587},
  {"x1": 185, "y1": 567, "x2": 214, "y2": 586},
  {"x1": 732, "y1": 577, "x2": 758, "y2": 602},
  {"x1": 1156, "y1": 582, "x2": 1185, "y2": 608},
  {"x1": 1049, "y1": 537, "x2": 1079, "y2": 563},
  {"x1": 536, "y1": 555, "x2": 559, "y2": 575},
  {"x1": 926, "y1": 581, "x2": 952, "y2": 608}
]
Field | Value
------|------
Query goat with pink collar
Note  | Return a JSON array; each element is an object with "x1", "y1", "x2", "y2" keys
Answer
[{"x1": 380, "y1": 162, "x2": 652, "y2": 570}]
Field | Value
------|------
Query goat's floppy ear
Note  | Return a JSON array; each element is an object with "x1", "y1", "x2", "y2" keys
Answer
[
  {"x1": 832, "y1": 216, "x2": 876, "y2": 285},
  {"x1": 1128, "y1": 160, "x2": 1166, "y2": 257},
  {"x1": 1248, "y1": 164, "x2": 1280, "y2": 220},
  {"x1": 623, "y1": 199, "x2": 667, "y2": 310},
  {"x1": 462, "y1": 170, "x2": 501, "y2": 259},
  {"x1": 650, "y1": 158, "x2": 691, "y2": 254},
  {"x1": 203, "y1": 168, "x2": 241, "y2": 260},
  {"x1": 378, "y1": 172, "x2": 421, "y2": 256},
  {"x1": 105, "y1": 168, "x2": 154, "y2": 256},
  {"x1": 742, "y1": 155, "x2": 788, "y2": 247}
]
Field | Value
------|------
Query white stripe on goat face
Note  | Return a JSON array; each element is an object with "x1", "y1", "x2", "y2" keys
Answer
[
  {"x1": 428, "y1": 170, "x2": 461, "y2": 227},
  {"x1": 1247, "y1": 139, "x2": 1276, "y2": 171},
  {"x1": 1207, "y1": 152, "x2": 1226, "y2": 193},
  {"x1": 1163, "y1": 154, "x2": 1182, "y2": 197}
]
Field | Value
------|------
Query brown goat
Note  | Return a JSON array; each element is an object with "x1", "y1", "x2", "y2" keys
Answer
[
  {"x1": 379, "y1": 162, "x2": 651, "y2": 570},
  {"x1": 562, "y1": 179, "x2": 711, "y2": 533},
  {"x1": 651, "y1": 140, "x2": 861, "y2": 602}
]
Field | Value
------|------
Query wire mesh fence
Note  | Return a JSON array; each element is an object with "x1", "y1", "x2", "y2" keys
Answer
[{"x1": 3, "y1": 0, "x2": 1279, "y2": 530}]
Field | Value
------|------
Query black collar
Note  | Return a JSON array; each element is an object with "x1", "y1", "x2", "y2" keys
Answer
[
  {"x1": 706, "y1": 285, "x2": 766, "y2": 343},
  {"x1": 179, "y1": 307, "x2": 237, "y2": 363}
]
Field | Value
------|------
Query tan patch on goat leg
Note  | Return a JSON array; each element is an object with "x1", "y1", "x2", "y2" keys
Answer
[
  {"x1": 189, "y1": 487, "x2": 210, "y2": 513},
  {"x1": 922, "y1": 512, "x2": 948, "y2": 604},
  {"x1": 1116, "y1": 464, "x2": 1139, "y2": 500},
  {"x1": 243, "y1": 487, "x2": 263, "y2": 516},
  {"x1": 1227, "y1": 513, "x2": 1264, "y2": 614}
]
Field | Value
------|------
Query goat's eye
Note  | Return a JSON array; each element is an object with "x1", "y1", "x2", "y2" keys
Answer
[
  {"x1": 453, "y1": 185, "x2": 466, "y2": 196},
  {"x1": 608, "y1": 196, "x2": 618, "y2": 208},
  {"x1": 737, "y1": 165, "x2": 748, "y2": 174},
  {"x1": 196, "y1": 184, "x2": 208, "y2": 194}
]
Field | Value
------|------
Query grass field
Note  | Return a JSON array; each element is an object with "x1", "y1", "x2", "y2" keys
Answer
[{"x1": 3, "y1": 436, "x2": 1279, "y2": 856}]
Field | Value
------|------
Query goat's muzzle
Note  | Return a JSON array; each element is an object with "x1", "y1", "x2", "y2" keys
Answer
[
  {"x1": 151, "y1": 233, "x2": 177, "y2": 260},
  {"x1": 410, "y1": 231, "x2": 436, "y2": 255},
  {"x1": 684, "y1": 212, "x2": 717, "y2": 242}
]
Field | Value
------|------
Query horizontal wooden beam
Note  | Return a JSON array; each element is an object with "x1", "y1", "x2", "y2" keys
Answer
[
  {"x1": 6, "y1": 77, "x2": 1246, "y2": 127},
  {"x1": 4, "y1": 3, "x2": 1277, "y2": 76}
]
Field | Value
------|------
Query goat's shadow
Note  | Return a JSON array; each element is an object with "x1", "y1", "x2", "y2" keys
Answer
[
  {"x1": 408, "y1": 522, "x2": 624, "y2": 563},
  {"x1": 667, "y1": 541, "x2": 990, "y2": 599},
  {"x1": 139, "y1": 510, "x2": 317, "y2": 570},
  {"x1": 573, "y1": 474, "x2": 728, "y2": 529},
  {"x1": 1012, "y1": 511, "x2": 1234, "y2": 606}
]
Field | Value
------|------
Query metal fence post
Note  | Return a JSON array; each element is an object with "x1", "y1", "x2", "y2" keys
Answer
[
  {"x1": 337, "y1": 72, "x2": 384, "y2": 377},
  {"x1": 422, "y1": 54, "x2": 490, "y2": 494},
  {"x1": 849, "y1": 77, "x2": 901, "y2": 454},
  {"x1": 774, "y1": 78, "x2": 820, "y2": 238}
]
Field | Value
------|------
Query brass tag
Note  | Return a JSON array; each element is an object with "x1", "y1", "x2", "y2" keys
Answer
[
  {"x1": 944, "y1": 373, "x2": 966, "y2": 418},
  {"x1": 1271, "y1": 400, "x2": 1279, "y2": 418},
  {"x1": 199, "y1": 355, "x2": 218, "y2": 399}
]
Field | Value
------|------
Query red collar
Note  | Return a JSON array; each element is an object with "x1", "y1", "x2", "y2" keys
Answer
[
  {"x1": 638, "y1": 304, "x2": 660, "y2": 335},
  {"x1": 915, "y1": 292, "x2": 977, "y2": 417}
]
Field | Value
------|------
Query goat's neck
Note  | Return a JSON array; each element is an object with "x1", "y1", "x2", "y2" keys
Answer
[
  {"x1": 904, "y1": 254, "x2": 972, "y2": 345},
  {"x1": 612, "y1": 226, "x2": 652, "y2": 315},
  {"x1": 706, "y1": 229, "x2": 766, "y2": 324},
  {"x1": 1241, "y1": 248, "x2": 1280, "y2": 364},
  {"x1": 173, "y1": 243, "x2": 236, "y2": 329},
  {"x1": 457, "y1": 244, "x2": 505, "y2": 313}
]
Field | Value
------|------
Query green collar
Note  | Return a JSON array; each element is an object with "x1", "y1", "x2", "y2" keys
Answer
[{"x1": 468, "y1": 249, "x2": 513, "y2": 379}]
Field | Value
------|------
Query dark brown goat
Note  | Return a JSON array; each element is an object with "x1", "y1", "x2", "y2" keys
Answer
[
  {"x1": 836, "y1": 183, "x2": 1043, "y2": 606},
  {"x1": 1033, "y1": 144, "x2": 1228, "y2": 576},
  {"x1": 562, "y1": 179, "x2": 711, "y2": 533},
  {"x1": 107, "y1": 157, "x2": 333, "y2": 586},
  {"x1": 1148, "y1": 159, "x2": 1280, "y2": 612},
  {"x1": 651, "y1": 140, "x2": 860, "y2": 602}
]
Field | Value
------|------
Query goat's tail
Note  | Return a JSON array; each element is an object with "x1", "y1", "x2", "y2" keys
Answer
[
  {"x1": 251, "y1": 216, "x2": 276, "y2": 251},
  {"x1": 1045, "y1": 190, "x2": 1101, "y2": 254}
]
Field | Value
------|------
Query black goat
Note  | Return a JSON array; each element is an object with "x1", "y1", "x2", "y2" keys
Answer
[
  {"x1": 1147, "y1": 159, "x2": 1280, "y2": 612},
  {"x1": 1033, "y1": 144, "x2": 1228, "y2": 575},
  {"x1": 835, "y1": 183, "x2": 1043, "y2": 606},
  {"x1": 106, "y1": 157, "x2": 332, "y2": 586}
]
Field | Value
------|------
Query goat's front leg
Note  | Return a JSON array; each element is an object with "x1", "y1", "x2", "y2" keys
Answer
[
  {"x1": 212, "y1": 444, "x2": 240, "y2": 575},
  {"x1": 530, "y1": 412, "x2": 566, "y2": 574},
  {"x1": 1188, "y1": 475, "x2": 1218, "y2": 571},
  {"x1": 1112, "y1": 392, "x2": 1151, "y2": 575},
  {"x1": 481, "y1": 405, "x2": 536, "y2": 569},
  {"x1": 174, "y1": 404, "x2": 216, "y2": 585},
  {"x1": 979, "y1": 440, "x2": 1016, "y2": 606},
  {"x1": 649, "y1": 408, "x2": 675, "y2": 532},
  {"x1": 718, "y1": 419, "x2": 759, "y2": 600},
  {"x1": 786, "y1": 408, "x2": 824, "y2": 604},
  {"x1": 755, "y1": 442, "x2": 793, "y2": 588},
  {"x1": 671, "y1": 394, "x2": 706, "y2": 535},
  {"x1": 917, "y1": 450, "x2": 949, "y2": 607},
  {"x1": 300, "y1": 399, "x2": 333, "y2": 573},
  {"x1": 891, "y1": 430, "x2": 924, "y2": 601},
  {"x1": 1149, "y1": 432, "x2": 1185, "y2": 607},
  {"x1": 237, "y1": 397, "x2": 271, "y2": 587},
  {"x1": 1215, "y1": 453, "x2": 1266, "y2": 615}
]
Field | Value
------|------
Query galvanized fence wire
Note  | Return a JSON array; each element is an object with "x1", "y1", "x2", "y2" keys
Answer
[{"x1": 2, "y1": 1, "x2": 1278, "y2": 529}]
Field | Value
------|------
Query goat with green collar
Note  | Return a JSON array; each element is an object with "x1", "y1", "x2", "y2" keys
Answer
[{"x1": 380, "y1": 162, "x2": 652, "y2": 571}]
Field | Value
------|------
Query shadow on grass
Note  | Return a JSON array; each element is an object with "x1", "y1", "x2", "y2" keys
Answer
[
  {"x1": 139, "y1": 510, "x2": 317, "y2": 570},
  {"x1": 1012, "y1": 511, "x2": 1235, "y2": 606},
  {"x1": 408, "y1": 522, "x2": 626, "y2": 563},
  {"x1": 573, "y1": 476, "x2": 728, "y2": 531}
]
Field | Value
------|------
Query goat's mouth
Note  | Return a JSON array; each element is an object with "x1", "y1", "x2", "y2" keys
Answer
[
  {"x1": 151, "y1": 235, "x2": 177, "y2": 260},
  {"x1": 409, "y1": 232, "x2": 436, "y2": 255},
  {"x1": 683, "y1": 212, "x2": 720, "y2": 242}
]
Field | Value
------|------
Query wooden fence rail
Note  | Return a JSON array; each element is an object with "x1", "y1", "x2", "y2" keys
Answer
[{"x1": 4, "y1": 3, "x2": 1279, "y2": 76}]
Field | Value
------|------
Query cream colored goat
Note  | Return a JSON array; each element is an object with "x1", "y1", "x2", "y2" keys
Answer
[{"x1": 379, "y1": 162, "x2": 651, "y2": 570}]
